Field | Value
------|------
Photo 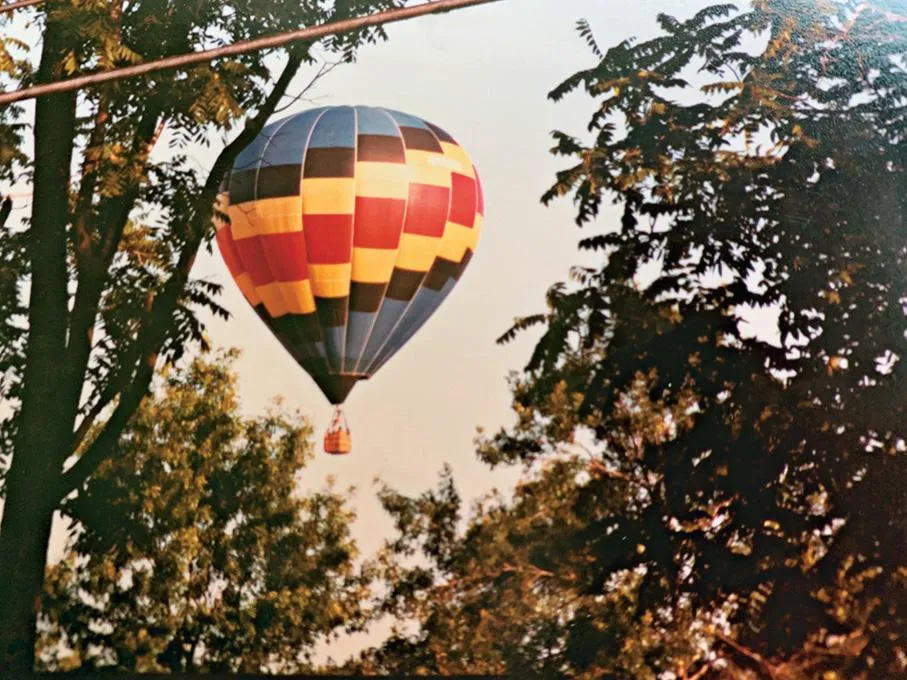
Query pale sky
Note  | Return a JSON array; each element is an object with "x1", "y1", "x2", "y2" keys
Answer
[
  {"x1": 190, "y1": 0, "x2": 731, "y2": 659},
  {"x1": 191, "y1": 0, "x2": 732, "y2": 548},
  {"x1": 196, "y1": 0, "x2": 721, "y2": 540},
  {"x1": 4, "y1": 0, "x2": 769, "y2": 663}
]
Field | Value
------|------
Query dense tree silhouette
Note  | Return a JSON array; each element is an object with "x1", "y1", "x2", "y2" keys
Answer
[{"x1": 350, "y1": 2, "x2": 907, "y2": 677}]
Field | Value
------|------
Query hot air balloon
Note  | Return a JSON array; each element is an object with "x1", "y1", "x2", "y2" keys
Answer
[{"x1": 213, "y1": 106, "x2": 484, "y2": 454}]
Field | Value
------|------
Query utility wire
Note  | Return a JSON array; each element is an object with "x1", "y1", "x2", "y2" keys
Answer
[
  {"x1": 0, "y1": 0, "x2": 43, "y2": 14},
  {"x1": 0, "y1": 0, "x2": 504, "y2": 106}
]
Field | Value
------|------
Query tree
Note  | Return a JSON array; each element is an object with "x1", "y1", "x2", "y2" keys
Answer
[
  {"x1": 0, "y1": 0, "x2": 404, "y2": 673},
  {"x1": 353, "y1": 2, "x2": 907, "y2": 677},
  {"x1": 345, "y1": 391, "x2": 715, "y2": 679},
  {"x1": 38, "y1": 350, "x2": 371, "y2": 674}
]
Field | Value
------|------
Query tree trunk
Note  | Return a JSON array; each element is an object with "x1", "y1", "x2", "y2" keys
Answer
[
  {"x1": 0, "y1": 473, "x2": 57, "y2": 676},
  {"x1": 0, "y1": 2, "x2": 77, "y2": 675}
]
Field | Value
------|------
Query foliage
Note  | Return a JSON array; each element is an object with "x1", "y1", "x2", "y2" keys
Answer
[
  {"x1": 38, "y1": 351, "x2": 371, "y2": 674},
  {"x1": 351, "y1": 2, "x2": 907, "y2": 678},
  {"x1": 0, "y1": 0, "x2": 403, "y2": 673}
]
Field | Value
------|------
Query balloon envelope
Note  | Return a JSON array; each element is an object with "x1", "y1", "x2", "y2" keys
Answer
[{"x1": 214, "y1": 105, "x2": 484, "y2": 404}]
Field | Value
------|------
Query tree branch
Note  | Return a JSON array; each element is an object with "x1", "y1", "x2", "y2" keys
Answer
[
  {"x1": 61, "y1": 106, "x2": 164, "y2": 464},
  {"x1": 59, "y1": 49, "x2": 306, "y2": 498},
  {"x1": 72, "y1": 94, "x2": 111, "y2": 268},
  {"x1": 71, "y1": 0, "x2": 125, "y2": 270},
  {"x1": 715, "y1": 632, "x2": 778, "y2": 680},
  {"x1": 70, "y1": 387, "x2": 115, "y2": 454},
  {"x1": 0, "y1": 196, "x2": 10, "y2": 227},
  {"x1": 0, "y1": 0, "x2": 506, "y2": 105},
  {"x1": 683, "y1": 661, "x2": 714, "y2": 680}
]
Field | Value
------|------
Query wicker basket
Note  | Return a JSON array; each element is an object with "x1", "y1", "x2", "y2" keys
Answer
[{"x1": 324, "y1": 429, "x2": 352, "y2": 455}]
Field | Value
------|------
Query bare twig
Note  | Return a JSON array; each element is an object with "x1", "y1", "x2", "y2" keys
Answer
[
  {"x1": 273, "y1": 58, "x2": 343, "y2": 115},
  {"x1": 0, "y1": 0, "x2": 505, "y2": 105}
]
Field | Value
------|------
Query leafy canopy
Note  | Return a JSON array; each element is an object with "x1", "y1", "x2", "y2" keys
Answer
[{"x1": 40, "y1": 351, "x2": 372, "y2": 674}]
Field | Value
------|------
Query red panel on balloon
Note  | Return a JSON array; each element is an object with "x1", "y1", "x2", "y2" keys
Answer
[
  {"x1": 354, "y1": 197, "x2": 406, "y2": 248},
  {"x1": 233, "y1": 237, "x2": 273, "y2": 286},
  {"x1": 475, "y1": 167, "x2": 485, "y2": 216},
  {"x1": 303, "y1": 214, "x2": 354, "y2": 264},
  {"x1": 403, "y1": 184, "x2": 449, "y2": 237},
  {"x1": 449, "y1": 173, "x2": 477, "y2": 227},
  {"x1": 216, "y1": 229, "x2": 245, "y2": 277},
  {"x1": 257, "y1": 231, "x2": 309, "y2": 281}
]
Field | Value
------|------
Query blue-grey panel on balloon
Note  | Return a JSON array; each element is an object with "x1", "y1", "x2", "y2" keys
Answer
[
  {"x1": 388, "y1": 286, "x2": 443, "y2": 343},
  {"x1": 310, "y1": 340, "x2": 328, "y2": 360},
  {"x1": 233, "y1": 131, "x2": 272, "y2": 172},
  {"x1": 308, "y1": 106, "x2": 356, "y2": 148},
  {"x1": 385, "y1": 108, "x2": 430, "y2": 130},
  {"x1": 355, "y1": 106, "x2": 401, "y2": 136},
  {"x1": 261, "y1": 109, "x2": 324, "y2": 167},
  {"x1": 344, "y1": 311, "x2": 377, "y2": 372},
  {"x1": 368, "y1": 287, "x2": 443, "y2": 371},
  {"x1": 322, "y1": 325, "x2": 346, "y2": 372},
  {"x1": 371, "y1": 277, "x2": 458, "y2": 374},
  {"x1": 357, "y1": 298, "x2": 410, "y2": 373}
]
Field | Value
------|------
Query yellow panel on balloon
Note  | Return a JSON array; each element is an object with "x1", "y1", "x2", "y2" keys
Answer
[
  {"x1": 277, "y1": 279, "x2": 317, "y2": 315},
  {"x1": 309, "y1": 263, "x2": 352, "y2": 298},
  {"x1": 355, "y1": 162, "x2": 410, "y2": 200},
  {"x1": 228, "y1": 197, "x2": 302, "y2": 240},
  {"x1": 352, "y1": 247, "x2": 398, "y2": 284},
  {"x1": 234, "y1": 272, "x2": 261, "y2": 307},
  {"x1": 437, "y1": 222, "x2": 479, "y2": 263},
  {"x1": 396, "y1": 233, "x2": 441, "y2": 272},
  {"x1": 246, "y1": 197, "x2": 303, "y2": 236},
  {"x1": 405, "y1": 150, "x2": 453, "y2": 188},
  {"x1": 439, "y1": 143, "x2": 475, "y2": 178},
  {"x1": 302, "y1": 178, "x2": 356, "y2": 215},
  {"x1": 473, "y1": 213, "x2": 485, "y2": 238},
  {"x1": 257, "y1": 281, "x2": 290, "y2": 318},
  {"x1": 227, "y1": 204, "x2": 257, "y2": 241}
]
